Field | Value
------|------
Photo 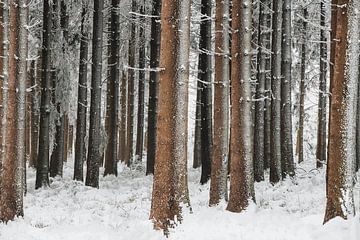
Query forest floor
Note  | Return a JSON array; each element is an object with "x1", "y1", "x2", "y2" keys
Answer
[{"x1": 0, "y1": 158, "x2": 359, "y2": 240}]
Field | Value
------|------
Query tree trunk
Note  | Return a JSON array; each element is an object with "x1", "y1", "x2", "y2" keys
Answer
[
  {"x1": 150, "y1": 0, "x2": 191, "y2": 232},
  {"x1": 36, "y1": 0, "x2": 52, "y2": 189},
  {"x1": 74, "y1": 4, "x2": 88, "y2": 181},
  {"x1": 135, "y1": 1, "x2": 145, "y2": 163},
  {"x1": 280, "y1": 0, "x2": 294, "y2": 178},
  {"x1": 297, "y1": 8, "x2": 307, "y2": 164},
  {"x1": 125, "y1": 0, "x2": 137, "y2": 167},
  {"x1": 209, "y1": 0, "x2": 230, "y2": 206},
  {"x1": 227, "y1": 0, "x2": 254, "y2": 213},
  {"x1": 253, "y1": 0, "x2": 269, "y2": 182},
  {"x1": 316, "y1": 0, "x2": 328, "y2": 169},
  {"x1": 146, "y1": 0, "x2": 161, "y2": 175},
  {"x1": 270, "y1": 0, "x2": 282, "y2": 184},
  {"x1": 104, "y1": 0, "x2": 119, "y2": 176},
  {"x1": 119, "y1": 71, "x2": 127, "y2": 163},
  {"x1": 324, "y1": 0, "x2": 359, "y2": 224},
  {"x1": 86, "y1": 0, "x2": 104, "y2": 188}
]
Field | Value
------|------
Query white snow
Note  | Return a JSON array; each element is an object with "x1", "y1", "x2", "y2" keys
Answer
[{"x1": 0, "y1": 159, "x2": 359, "y2": 240}]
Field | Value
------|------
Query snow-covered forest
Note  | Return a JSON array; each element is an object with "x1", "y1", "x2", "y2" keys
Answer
[{"x1": 0, "y1": 0, "x2": 359, "y2": 239}]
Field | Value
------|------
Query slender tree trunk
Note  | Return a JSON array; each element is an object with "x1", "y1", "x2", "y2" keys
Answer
[
  {"x1": 119, "y1": 71, "x2": 127, "y2": 163},
  {"x1": 193, "y1": 82, "x2": 202, "y2": 169},
  {"x1": 270, "y1": 0, "x2": 282, "y2": 184},
  {"x1": 280, "y1": 0, "x2": 294, "y2": 178},
  {"x1": 197, "y1": 0, "x2": 213, "y2": 185},
  {"x1": 146, "y1": 0, "x2": 161, "y2": 175},
  {"x1": 25, "y1": 75, "x2": 31, "y2": 164},
  {"x1": 125, "y1": 0, "x2": 136, "y2": 167},
  {"x1": 36, "y1": 0, "x2": 52, "y2": 189},
  {"x1": 150, "y1": 0, "x2": 191, "y2": 231},
  {"x1": 0, "y1": 0, "x2": 6, "y2": 178},
  {"x1": 297, "y1": 8, "x2": 307, "y2": 164},
  {"x1": 227, "y1": 0, "x2": 254, "y2": 213},
  {"x1": 135, "y1": 1, "x2": 145, "y2": 163},
  {"x1": 253, "y1": 0, "x2": 269, "y2": 182},
  {"x1": 263, "y1": 2, "x2": 272, "y2": 170},
  {"x1": 209, "y1": 0, "x2": 230, "y2": 206},
  {"x1": 74, "y1": 3, "x2": 88, "y2": 181},
  {"x1": 316, "y1": 0, "x2": 328, "y2": 169},
  {"x1": 86, "y1": 0, "x2": 104, "y2": 188},
  {"x1": 104, "y1": 0, "x2": 120, "y2": 176},
  {"x1": 324, "y1": 0, "x2": 359, "y2": 224}
]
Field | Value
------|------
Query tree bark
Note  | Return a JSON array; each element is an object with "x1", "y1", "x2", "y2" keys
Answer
[
  {"x1": 316, "y1": 0, "x2": 328, "y2": 169},
  {"x1": 150, "y1": 0, "x2": 191, "y2": 231},
  {"x1": 146, "y1": 0, "x2": 161, "y2": 175},
  {"x1": 86, "y1": 0, "x2": 104, "y2": 188},
  {"x1": 209, "y1": 0, "x2": 230, "y2": 206},
  {"x1": 270, "y1": 0, "x2": 282, "y2": 184},
  {"x1": 36, "y1": 0, "x2": 52, "y2": 189},
  {"x1": 104, "y1": 0, "x2": 120, "y2": 176},
  {"x1": 227, "y1": 0, "x2": 255, "y2": 213},
  {"x1": 135, "y1": 1, "x2": 146, "y2": 163},
  {"x1": 74, "y1": 4, "x2": 88, "y2": 181},
  {"x1": 324, "y1": 0, "x2": 359, "y2": 224}
]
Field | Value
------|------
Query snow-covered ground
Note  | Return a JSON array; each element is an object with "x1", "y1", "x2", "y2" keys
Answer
[{"x1": 0, "y1": 158, "x2": 359, "y2": 240}]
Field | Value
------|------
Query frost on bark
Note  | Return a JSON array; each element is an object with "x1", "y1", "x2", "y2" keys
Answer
[
  {"x1": 135, "y1": 1, "x2": 146, "y2": 163},
  {"x1": 86, "y1": 0, "x2": 104, "y2": 188},
  {"x1": 280, "y1": 0, "x2": 294, "y2": 178},
  {"x1": 209, "y1": 0, "x2": 230, "y2": 206},
  {"x1": 146, "y1": 0, "x2": 161, "y2": 175},
  {"x1": 297, "y1": 8, "x2": 308, "y2": 164},
  {"x1": 254, "y1": 0, "x2": 270, "y2": 182},
  {"x1": 227, "y1": 0, "x2": 255, "y2": 213},
  {"x1": 150, "y1": 0, "x2": 191, "y2": 232},
  {"x1": 104, "y1": 0, "x2": 120, "y2": 176},
  {"x1": 270, "y1": 0, "x2": 282, "y2": 184},
  {"x1": 324, "y1": 0, "x2": 359, "y2": 224},
  {"x1": 316, "y1": 0, "x2": 328, "y2": 169},
  {"x1": 196, "y1": 0, "x2": 213, "y2": 184},
  {"x1": 36, "y1": 0, "x2": 52, "y2": 189},
  {"x1": 125, "y1": 0, "x2": 137, "y2": 167},
  {"x1": 74, "y1": 2, "x2": 89, "y2": 182},
  {"x1": 0, "y1": 0, "x2": 27, "y2": 221}
]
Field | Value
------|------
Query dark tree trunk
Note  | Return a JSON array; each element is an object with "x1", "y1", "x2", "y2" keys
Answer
[
  {"x1": 86, "y1": 0, "x2": 104, "y2": 188},
  {"x1": 197, "y1": 0, "x2": 213, "y2": 185},
  {"x1": 104, "y1": 0, "x2": 120, "y2": 176},
  {"x1": 253, "y1": 0, "x2": 269, "y2": 182},
  {"x1": 270, "y1": 0, "x2": 282, "y2": 184},
  {"x1": 316, "y1": 0, "x2": 328, "y2": 169},
  {"x1": 36, "y1": 0, "x2": 52, "y2": 189},
  {"x1": 119, "y1": 71, "x2": 127, "y2": 163},
  {"x1": 297, "y1": 8, "x2": 308, "y2": 164},
  {"x1": 146, "y1": 0, "x2": 161, "y2": 175},
  {"x1": 135, "y1": 2, "x2": 145, "y2": 163},
  {"x1": 74, "y1": 4, "x2": 88, "y2": 181}
]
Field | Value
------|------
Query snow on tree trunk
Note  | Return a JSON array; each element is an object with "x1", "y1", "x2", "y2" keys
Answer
[
  {"x1": 324, "y1": 0, "x2": 359, "y2": 224},
  {"x1": 209, "y1": 0, "x2": 230, "y2": 206},
  {"x1": 227, "y1": 0, "x2": 255, "y2": 213}
]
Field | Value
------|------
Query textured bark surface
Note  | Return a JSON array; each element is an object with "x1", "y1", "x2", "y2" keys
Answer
[
  {"x1": 150, "y1": 0, "x2": 191, "y2": 231},
  {"x1": 324, "y1": 0, "x2": 358, "y2": 224},
  {"x1": 74, "y1": 5, "x2": 88, "y2": 181},
  {"x1": 227, "y1": 0, "x2": 254, "y2": 213},
  {"x1": 316, "y1": 0, "x2": 328, "y2": 169},
  {"x1": 119, "y1": 72, "x2": 127, "y2": 163},
  {"x1": 86, "y1": 0, "x2": 104, "y2": 188},
  {"x1": 135, "y1": 2, "x2": 145, "y2": 163},
  {"x1": 198, "y1": 0, "x2": 212, "y2": 185},
  {"x1": 146, "y1": 0, "x2": 161, "y2": 175},
  {"x1": 209, "y1": 0, "x2": 229, "y2": 206},
  {"x1": 254, "y1": 0, "x2": 269, "y2": 182},
  {"x1": 280, "y1": 0, "x2": 294, "y2": 178},
  {"x1": 270, "y1": 0, "x2": 282, "y2": 184},
  {"x1": 297, "y1": 8, "x2": 308, "y2": 164},
  {"x1": 104, "y1": 0, "x2": 119, "y2": 176},
  {"x1": 125, "y1": 0, "x2": 136, "y2": 167},
  {"x1": 36, "y1": 0, "x2": 52, "y2": 189}
]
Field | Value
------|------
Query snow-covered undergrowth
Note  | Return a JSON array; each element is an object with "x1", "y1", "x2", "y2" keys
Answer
[{"x1": 0, "y1": 159, "x2": 359, "y2": 240}]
